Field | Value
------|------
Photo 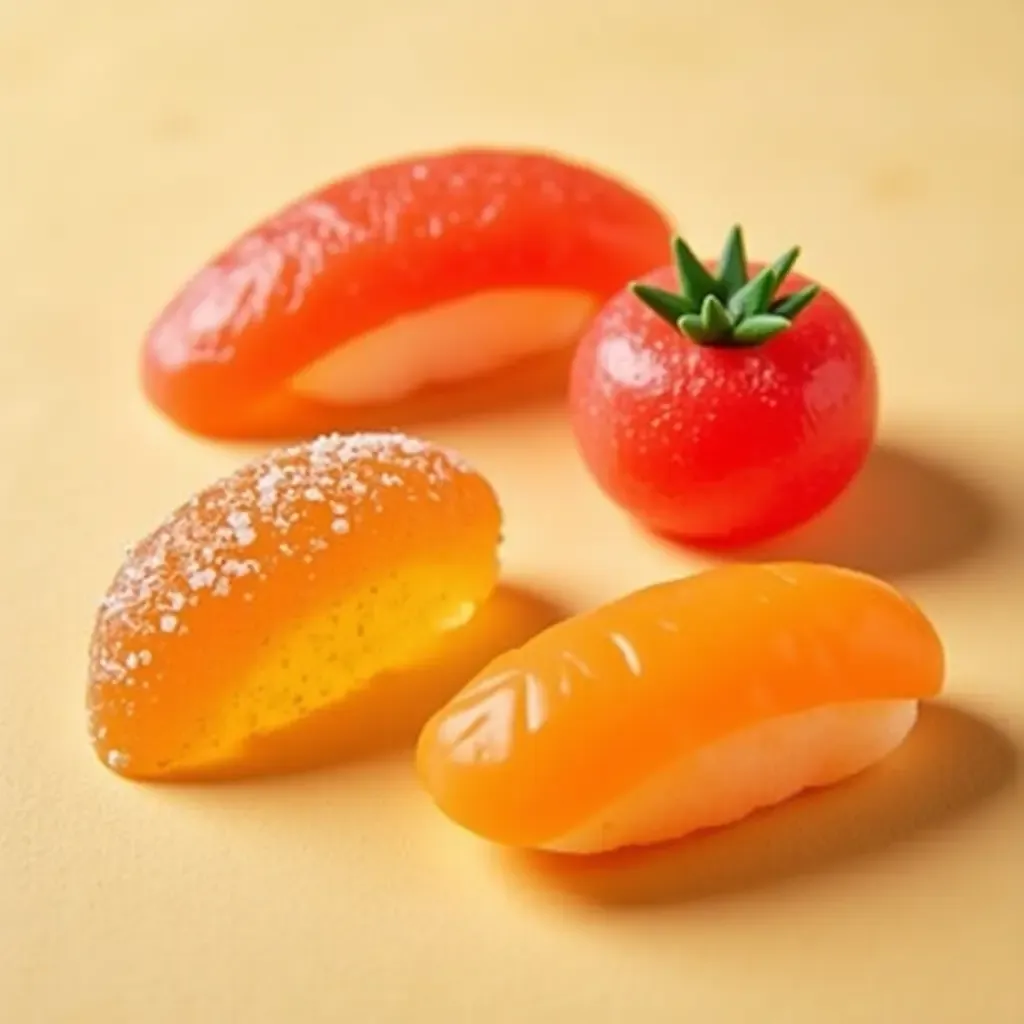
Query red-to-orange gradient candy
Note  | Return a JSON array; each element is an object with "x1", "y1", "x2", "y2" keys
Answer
[
  {"x1": 141, "y1": 147, "x2": 672, "y2": 439},
  {"x1": 88, "y1": 431, "x2": 502, "y2": 781},
  {"x1": 416, "y1": 563, "x2": 944, "y2": 854}
]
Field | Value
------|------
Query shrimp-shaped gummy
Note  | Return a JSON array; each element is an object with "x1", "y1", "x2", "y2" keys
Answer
[
  {"x1": 88, "y1": 431, "x2": 501, "y2": 780},
  {"x1": 416, "y1": 563, "x2": 944, "y2": 854}
]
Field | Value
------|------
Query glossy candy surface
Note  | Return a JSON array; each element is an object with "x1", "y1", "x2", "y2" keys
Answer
[
  {"x1": 142, "y1": 148, "x2": 672, "y2": 439},
  {"x1": 88, "y1": 432, "x2": 502, "y2": 780},
  {"x1": 416, "y1": 562, "x2": 944, "y2": 853},
  {"x1": 568, "y1": 229, "x2": 878, "y2": 548}
]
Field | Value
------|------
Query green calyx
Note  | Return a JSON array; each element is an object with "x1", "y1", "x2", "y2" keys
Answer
[{"x1": 629, "y1": 225, "x2": 821, "y2": 347}]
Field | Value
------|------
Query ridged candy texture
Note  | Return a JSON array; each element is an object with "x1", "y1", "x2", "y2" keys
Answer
[{"x1": 416, "y1": 563, "x2": 944, "y2": 853}]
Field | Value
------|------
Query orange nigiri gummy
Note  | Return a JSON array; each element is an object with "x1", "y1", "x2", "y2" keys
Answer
[
  {"x1": 88, "y1": 431, "x2": 502, "y2": 781},
  {"x1": 416, "y1": 563, "x2": 944, "y2": 854},
  {"x1": 141, "y1": 147, "x2": 672, "y2": 440}
]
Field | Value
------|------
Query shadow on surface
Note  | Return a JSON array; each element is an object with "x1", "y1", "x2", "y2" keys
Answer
[
  {"x1": 161, "y1": 583, "x2": 566, "y2": 783},
  {"x1": 734, "y1": 441, "x2": 1004, "y2": 578},
  {"x1": 503, "y1": 702, "x2": 1018, "y2": 908}
]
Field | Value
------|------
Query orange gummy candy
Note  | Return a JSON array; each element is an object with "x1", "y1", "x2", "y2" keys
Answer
[
  {"x1": 416, "y1": 563, "x2": 944, "y2": 854},
  {"x1": 88, "y1": 431, "x2": 502, "y2": 781}
]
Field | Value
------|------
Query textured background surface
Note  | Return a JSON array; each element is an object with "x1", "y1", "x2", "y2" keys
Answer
[{"x1": 1, "y1": 0, "x2": 1022, "y2": 1020}]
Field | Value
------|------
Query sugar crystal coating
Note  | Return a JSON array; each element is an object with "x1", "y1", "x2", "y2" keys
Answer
[{"x1": 87, "y1": 430, "x2": 495, "y2": 775}]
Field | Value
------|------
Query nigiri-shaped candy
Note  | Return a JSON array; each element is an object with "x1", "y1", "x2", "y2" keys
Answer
[
  {"x1": 142, "y1": 147, "x2": 672, "y2": 439},
  {"x1": 416, "y1": 563, "x2": 944, "y2": 854},
  {"x1": 88, "y1": 431, "x2": 502, "y2": 781}
]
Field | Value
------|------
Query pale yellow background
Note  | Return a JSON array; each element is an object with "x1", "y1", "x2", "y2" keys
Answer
[{"x1": 2, "y1": 0, "x2": 1023, "y2": 1021}]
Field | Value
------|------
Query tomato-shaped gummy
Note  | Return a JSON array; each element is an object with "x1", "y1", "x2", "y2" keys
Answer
[{"x1": 568, "y1": 227, "x2": 878, "y2": 548}]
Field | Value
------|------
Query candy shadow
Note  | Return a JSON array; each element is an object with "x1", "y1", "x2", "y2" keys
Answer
[
  {"x1": 161, "y1": 583, "x2": 566, "y2": 783},
  {"x1": 669, "y1": 441, "x2": 1004, "y2": 579},
  {"x1": 501, "y1": 702, "x2": 1018, "y2": 908}
]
